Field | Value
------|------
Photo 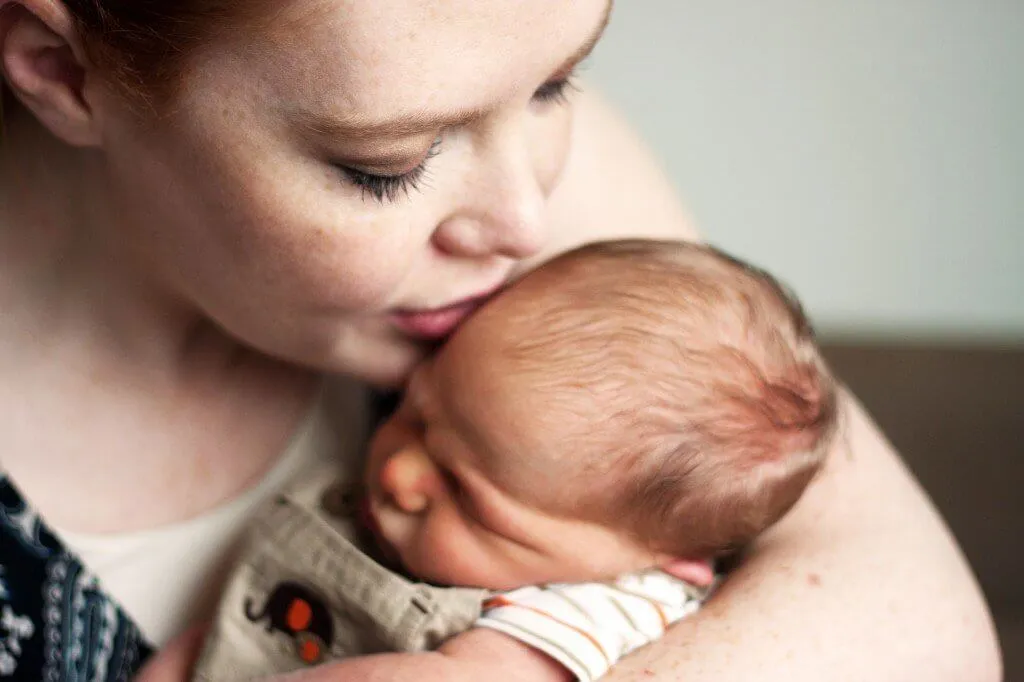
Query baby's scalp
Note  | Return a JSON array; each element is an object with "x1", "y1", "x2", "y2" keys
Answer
[{"x1": 446, "y1": 238, "x2": 839, "y2": 558}]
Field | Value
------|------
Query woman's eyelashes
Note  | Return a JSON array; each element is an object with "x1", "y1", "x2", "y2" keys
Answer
[
  {"x1": 532, "y1": 76, "x2": 579, "y2": 106},
  {"x1": 335, "y1": 76, "x2": 578, "y2": 204},
  {"x1": 336, "y1": 136, "x2": 443, "y2": 204}
]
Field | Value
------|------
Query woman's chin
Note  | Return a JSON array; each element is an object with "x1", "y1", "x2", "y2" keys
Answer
[{"x1": 340, "y1": 340, "x2": 426, "y2": 389}]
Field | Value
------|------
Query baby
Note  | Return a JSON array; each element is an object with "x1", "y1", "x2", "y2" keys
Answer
[{"x1": 194, "y1": 239, "x2": 838, "y2": 682}]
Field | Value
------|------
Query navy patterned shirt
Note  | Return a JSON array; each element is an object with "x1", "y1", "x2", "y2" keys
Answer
[
  {"x1": 0, "y1": 391, "x2": 398, "y2": 681},
  {"x1": 0, "y1": 475, "x2": 152, "y2": 681}
]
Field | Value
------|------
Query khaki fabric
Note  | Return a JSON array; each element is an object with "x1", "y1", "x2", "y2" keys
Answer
[{"x1": 192, "y1": 461, "x2": 488, "y2": 681}]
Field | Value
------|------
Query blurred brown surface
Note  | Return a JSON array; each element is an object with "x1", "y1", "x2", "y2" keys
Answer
[
  {"x1": 1003, "y1": 618, "x2": 1024, "y2": 682},
  {"x1": 823, "y1": 341, "x2": 1024, "y2": 679}
]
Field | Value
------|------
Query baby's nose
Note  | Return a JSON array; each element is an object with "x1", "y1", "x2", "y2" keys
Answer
[{"x1": 379, "y1": 447, "x2": 436, "y2": 514}]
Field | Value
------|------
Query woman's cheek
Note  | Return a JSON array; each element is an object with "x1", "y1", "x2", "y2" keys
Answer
[
  {"x1": 530, "y1": 104, "x2": 575, "y2": 197},
  {"x1": 219, "y1": 159, "x2": 420, "y2": 306},
  {"x1": 229, "y1": 209, "x2": 411, "y2": 310}
]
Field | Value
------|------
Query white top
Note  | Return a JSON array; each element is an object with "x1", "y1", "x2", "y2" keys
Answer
[
  {"x1": 476, "y1": 571, "x2": 709, "y2": 682},
  {"x1": 53, "y1": 395, "x2": 356, "y2": 646}
]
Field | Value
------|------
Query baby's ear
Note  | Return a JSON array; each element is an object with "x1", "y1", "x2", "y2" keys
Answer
[{"x1": 658, "y1": 557, "x2": 715, "y2": 587}]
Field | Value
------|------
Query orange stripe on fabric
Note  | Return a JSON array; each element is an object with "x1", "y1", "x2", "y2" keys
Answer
[
  {"x1": 606, "y1": 586, "x2": 670, "y2": 631},
  {"x1": 484, "y1": 595, "x2": 610, "y2": 666}
]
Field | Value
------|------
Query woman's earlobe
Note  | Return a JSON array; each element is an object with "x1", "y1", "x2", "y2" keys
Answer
[{"x1": 0, "y1": 1, "x2": 103, "y2": 147}]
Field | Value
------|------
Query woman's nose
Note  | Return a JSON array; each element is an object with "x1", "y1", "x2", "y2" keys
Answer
[
  {"x1": 432, "y1": 127, "x2": 548, "y2": 261},
  {"x1": 378, "y1": 446, "x2": 438, "y2": 514},
  {"x1": 431, "y1": 181, "x2": 546, "y2": 261}
]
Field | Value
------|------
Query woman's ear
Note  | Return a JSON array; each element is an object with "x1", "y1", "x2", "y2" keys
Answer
[{"x1": 0, "y1": 0, "x2": 104, "y2": 146}]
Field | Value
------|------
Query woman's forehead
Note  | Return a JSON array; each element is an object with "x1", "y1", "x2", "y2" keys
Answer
[{"x1": 243, "y1": 0, "x2": 611, "y2": 128}]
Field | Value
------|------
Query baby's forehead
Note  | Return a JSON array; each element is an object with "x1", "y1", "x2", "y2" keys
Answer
[
  {"x1": 438, "y1": 271, "x2": 651, "y2": 415},
  {"x1": 435, "y1": 330, "x2": 634, "y2": 496}
]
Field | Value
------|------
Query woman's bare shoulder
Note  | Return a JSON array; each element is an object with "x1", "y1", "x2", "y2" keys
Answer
[
  {"x1": 544, "y1": 86, "x2": 698, "y2": 251},
  {"x1": 547, "y1": 90, "x2": 1002, "y2": 680},
  {"x1": 601, "y1": 390, "x2": 1002, "y2": 681}
]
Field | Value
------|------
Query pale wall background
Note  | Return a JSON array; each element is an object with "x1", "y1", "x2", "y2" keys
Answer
[{"x1": 589, "y1": 1, "x2": 1023, "y2": 341}]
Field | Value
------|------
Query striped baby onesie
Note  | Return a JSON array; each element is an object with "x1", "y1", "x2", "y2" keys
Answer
[{"x1": 475, "y1": 570, "x2": 711, "y2": 682}]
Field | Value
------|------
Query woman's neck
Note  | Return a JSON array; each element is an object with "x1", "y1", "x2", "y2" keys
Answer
[
  {"x1": 0, "y1": 107, "x2": 333, "y2": 534},
  {"x1": 1, "y1": 104, "x2": 200, "y2": 369}
]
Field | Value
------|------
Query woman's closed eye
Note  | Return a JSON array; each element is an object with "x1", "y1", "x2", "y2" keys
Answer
[
  {"x1": 335, "y1": 75, "x2": 578, "y2": 204},
  {"x1": 334, "y1": 136, "x2": 443, "y2": 204},
  {"x1": 532, "y1": 75, "x2": 579, "y2": 106}
]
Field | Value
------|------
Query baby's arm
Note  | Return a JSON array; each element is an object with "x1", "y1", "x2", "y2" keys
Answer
[
  {"x1": 282, "y1": 573, "x2": 704, "y2": 682},
  {"x1": 473, "y1": 572, "x2": 707, "y2": 682}
]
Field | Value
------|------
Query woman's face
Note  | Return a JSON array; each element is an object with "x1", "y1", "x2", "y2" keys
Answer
[{"x1": 97, "y1": 0, "x2": 611, "y2": 386}]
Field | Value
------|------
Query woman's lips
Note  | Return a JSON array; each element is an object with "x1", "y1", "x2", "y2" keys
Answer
[{"x1": 389, "y1": 290, "x2": 498, "y2": 342}]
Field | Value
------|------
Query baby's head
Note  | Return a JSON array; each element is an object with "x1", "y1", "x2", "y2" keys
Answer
[{"x1": 365, "y1": 239, "x2": 838, "y2": 591}]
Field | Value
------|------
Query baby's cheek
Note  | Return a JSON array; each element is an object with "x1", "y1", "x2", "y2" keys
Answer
[{"x1": 416, "y1": 518, "x2": 498, "y2": 589}]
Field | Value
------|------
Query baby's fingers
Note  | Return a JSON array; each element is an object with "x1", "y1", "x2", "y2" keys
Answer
[{"x1": 134, "y1": 624, "x2": 207, "y2": 682}]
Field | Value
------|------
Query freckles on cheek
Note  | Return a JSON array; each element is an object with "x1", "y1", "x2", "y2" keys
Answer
[{"x1": 228, "y1": 200, "x2": 417, "y2": 309}]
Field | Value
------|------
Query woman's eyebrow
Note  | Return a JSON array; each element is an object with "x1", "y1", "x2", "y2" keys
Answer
[
  {"x1": 556, "y1": 0, "x2": 614, "y2": 77},
  {"x1": 296, "y1": 0, "x2": 613, "y2": 141},
  {"x1": 296, "y1": 105, "x2": 488, "y2": 141}
]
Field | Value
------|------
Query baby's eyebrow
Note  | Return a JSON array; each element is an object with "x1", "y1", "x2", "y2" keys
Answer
[{"x1": 294, "y1": 0, "x2": 613, "y2": 141}]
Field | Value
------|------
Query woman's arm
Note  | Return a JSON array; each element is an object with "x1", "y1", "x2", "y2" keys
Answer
[
  {"x1": 602, "y1": 391, "x2": 1000, "y2": 681},
  {"x1": 555, "y1": 89, "x2": 1001, "y2": 681},
  {"x1": 139, "y1": 88, "x2": 1001, "y2": 682}
]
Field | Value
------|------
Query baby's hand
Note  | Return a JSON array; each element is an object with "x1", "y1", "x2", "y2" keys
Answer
[{"x1": 133, "y1": 625, "x2": 207, "y2": 682}]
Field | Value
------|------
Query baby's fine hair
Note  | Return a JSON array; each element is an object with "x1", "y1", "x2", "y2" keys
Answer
[{"x1": 504, "y1": 239, "x2": 839, "y2": 558}]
